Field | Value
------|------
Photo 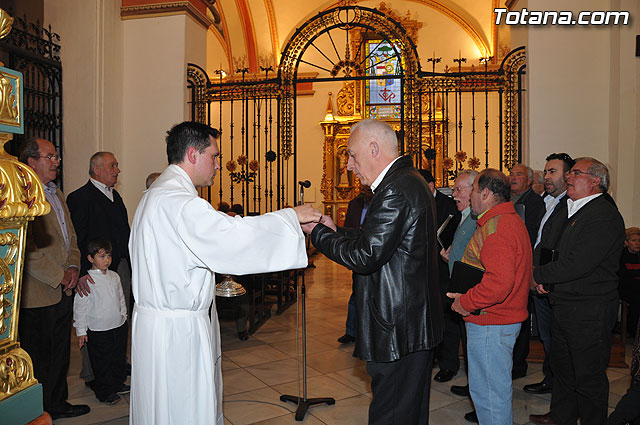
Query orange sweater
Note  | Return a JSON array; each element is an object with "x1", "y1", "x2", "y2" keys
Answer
[{"x1": 460, "y1": 202, "x2": 532, "y2": 325}]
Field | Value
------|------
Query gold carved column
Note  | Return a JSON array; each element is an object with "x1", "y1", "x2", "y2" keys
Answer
[
  {"x1": 319, "y1": 117, "x2": 362, "y2": 226},
  {"x1": 0, "y1": 8, "x2": 52, "y2": 425}
]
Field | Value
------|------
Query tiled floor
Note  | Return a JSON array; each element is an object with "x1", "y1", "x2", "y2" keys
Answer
[{"x1": 57, "y1": 254, "x2": 634, "y2": 424}]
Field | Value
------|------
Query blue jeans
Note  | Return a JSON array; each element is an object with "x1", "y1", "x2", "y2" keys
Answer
[{"x1": 466, "y1": 322, "x2": 521, "y2": 425}]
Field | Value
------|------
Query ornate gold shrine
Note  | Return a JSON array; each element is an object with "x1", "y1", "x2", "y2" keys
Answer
[
  {"x1": 319, "y1": 88, "x2": 444, "y2": 226},
  {"x1": 0, "y1": 8, "x2": 51, "y2": 423},
  {"x1": 317, "y1": 5, "x2": 446, "y2": 225}
]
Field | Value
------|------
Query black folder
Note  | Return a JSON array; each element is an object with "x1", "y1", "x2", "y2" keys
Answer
[
  {"x1": 450, "y1": 261, "x2": 484, "y2": 316},
  {"x1": 539, "y1": 248, "x2": 559, "y2": 292},
  {"x1": 437, "y1": 214, "x2": 457, "y2": 249},
  {"x1": 449, "y1": 260, "x2": 485, "y2": 294}
]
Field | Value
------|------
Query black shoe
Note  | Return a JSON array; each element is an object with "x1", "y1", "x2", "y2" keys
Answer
[
  {"x1": 451, "y1": 384, "x2": 470, "y2": 397},
  {"x1": 49, "y1": 403, "x2": 91, "y2": 419},
  {"x1": 451, "y1": 385, "x2": 470, "y2": 397},
  {"x1": 238, "y1": 331, "x2": 249, "y2": 341},
  {"x1": 434, "y1": 369, "x2": 456, "y2": 382},
  {"x1": 337, "y1": 334, "x2": 355, "y2": 344},
  {"x1": 512, "y1": 369, "x2": 527, "y2": 379},
  {"x1": 464, "y1": 410, "x2": 478, "y2": 423},
  {"x1": 523, "y1": 381, "x2": 552, "y2": 394},
  {"x1": 117, "y1": 384, "x2": 131, "y2": 394},
  {"x1": 529, "y1": 413, "x2": 557, "y2": 424},
  {"x1": 103, "y1": 393, "x2": 121, "y2": 405}
]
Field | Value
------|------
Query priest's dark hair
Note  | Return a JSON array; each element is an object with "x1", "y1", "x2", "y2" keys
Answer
[
  {"x1": 166, "y1": 121, "x2": 220, "y2": 164},
  {"x1": 477, "y1": 168, "x2": 511, "y2": 203}
]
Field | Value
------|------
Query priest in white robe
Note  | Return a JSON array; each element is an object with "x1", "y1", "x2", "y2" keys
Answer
[{"x1": 128, "y1": 121, "x2": 321, "y2": 425}]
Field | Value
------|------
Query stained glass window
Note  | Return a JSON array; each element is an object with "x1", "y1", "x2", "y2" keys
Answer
[{"x1": 364, "y1": 40, "x2": 403, "y2": 119}]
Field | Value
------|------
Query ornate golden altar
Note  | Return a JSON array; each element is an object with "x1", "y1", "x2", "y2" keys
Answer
[{"x1": 0, "y1": 8, "x2": 52, "y2": 425}]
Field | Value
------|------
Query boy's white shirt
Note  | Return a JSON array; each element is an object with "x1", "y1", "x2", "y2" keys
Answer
[{"x1": 73, "y1": 269, "x2": 127, "y2": 336}]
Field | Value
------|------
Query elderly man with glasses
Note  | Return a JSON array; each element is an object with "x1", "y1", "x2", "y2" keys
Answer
[
  {"x1": 17, "y1": 138, "x2": 91, "y2": 420},
  {"x1": 529, "y1": 157, "x2": 625, "y2": 425}
]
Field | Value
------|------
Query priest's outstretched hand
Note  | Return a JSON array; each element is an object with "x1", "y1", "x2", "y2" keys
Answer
[{"x1": 293, "y1": 204, "x2": 322, "y2": 224}]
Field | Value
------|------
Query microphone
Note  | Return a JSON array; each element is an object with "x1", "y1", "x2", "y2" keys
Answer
[{"x1": 298, "y1": 180, "x2": 311, "y2": 188}]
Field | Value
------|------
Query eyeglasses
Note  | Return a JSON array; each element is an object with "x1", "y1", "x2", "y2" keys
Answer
[
  {"x1": 38, "y1": 154, "x2": 60, "y2": 162},
  {"x1": 452, "y1": 185, "x2": 472, "y2": 194},
  {"x1": 567, "y1": 169, "x2": 595, "y2": 178}
]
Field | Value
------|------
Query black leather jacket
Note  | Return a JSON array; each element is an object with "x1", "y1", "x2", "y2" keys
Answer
[{"x1": 311, "y1": 156, "x2": 444, "y2": 362}]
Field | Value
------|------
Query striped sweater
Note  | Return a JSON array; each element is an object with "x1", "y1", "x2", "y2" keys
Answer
[{"x1": 460, "y1": 201, "x2": 532, "y2": 325}]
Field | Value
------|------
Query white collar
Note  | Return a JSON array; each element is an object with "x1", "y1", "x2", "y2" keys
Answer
[
  {"x1": 153, "y1": 165, "x2": 199, "y2": 195},
  {"x1": 460, "y1": 206, "x2": 471, "y2": 222},
  {"x1": 90, "y1": 178, "x2": 114, "y2": 201},
  {"x1": 370, "y1": 156, "x2": 401, "y2": 192},
  {"x1": 544, "y1": 190, "x2": 566, "y2": 208},
  {"x1": 566, "y1": 192, "x2": 602, "y2": 218}
]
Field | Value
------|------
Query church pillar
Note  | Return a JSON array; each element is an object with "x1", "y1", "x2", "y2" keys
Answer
[
  {"x1": 119, "y1": 0, "x2": 211, "y2": 210},
  {"x1": 45, "y1": 0, "x2": 212, "y2": 213}
]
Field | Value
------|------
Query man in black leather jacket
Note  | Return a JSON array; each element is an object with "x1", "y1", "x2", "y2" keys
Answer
[{"x1": 302, "y1": 119, "x2": 444, "y2": 425}]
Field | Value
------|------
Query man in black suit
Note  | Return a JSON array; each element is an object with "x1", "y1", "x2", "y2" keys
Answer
[
  {"x1": 67, "y1": 152, "x2": 131, "y2": 296},
  {"x1": 510, "y1": 163, "x2": 545, "y2": 379},
  {"x1": 419, "y1": 170, "x2": 461, "y2": 383},
  {"x1": 529, "y1": 157, "x2": 625, "y2": 425},
  {"x1": 303, "y1": 119, "x2": 443, "y2": 425},
  {"x1": 523, "y1": 153, "x2": 574, "y2": 396},
  {"x1": 67, "y1": 152, "x2": 131, "y2": 384}
]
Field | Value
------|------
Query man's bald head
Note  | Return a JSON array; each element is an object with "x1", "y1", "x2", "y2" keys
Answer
[
  {"x1": 347, "y1": 120, "x2": 400, "y2": 186},
  {"x1": 350, "y1": 119, "x2": 399, "y2": 157}
]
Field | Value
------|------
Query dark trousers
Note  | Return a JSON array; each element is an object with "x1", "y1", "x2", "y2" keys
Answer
[
  {"x1": 18, "y1": 293, "x2": 73, "y2": 413},
  {"x1": 345, "y1": 279, "x2": 356, "y2": 337},
  {"x1": 233, "y1": 294, "x2": 250, "y2": 333},
  {"x1": 87, "y1": 322, "x2": 128, "y2": 401},
  {"x1": 533, "y1": 294, "x2": 553, "y2": 386},
  {"x1": 606, "y1": 379, "x2": 640, "y2": 425},
  {"x1": 436, "y1": 296, "x2": 467, "y2": 372},
  {"x1": 366, "y1": 349, "x2": 434, "y2": 425},
  {"x1": 512, "y1": 297, "x2": 531, "y2": 377},
  {"x1": 549, "y1": 300, "x2": 618, "y2": 425}
]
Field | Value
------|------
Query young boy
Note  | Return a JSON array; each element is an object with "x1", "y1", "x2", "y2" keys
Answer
[{"x1": 73, "y1": 239, "x2": 129, "y2": 405}]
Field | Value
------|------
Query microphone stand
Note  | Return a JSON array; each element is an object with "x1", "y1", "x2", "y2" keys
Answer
[{"x1": 280, "y1": 181, "x2": 335, "y2": 420}]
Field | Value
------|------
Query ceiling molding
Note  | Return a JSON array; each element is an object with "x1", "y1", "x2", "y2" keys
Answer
[{"x1": 121, "y1": 1, "x2": 214, "y2": 29}]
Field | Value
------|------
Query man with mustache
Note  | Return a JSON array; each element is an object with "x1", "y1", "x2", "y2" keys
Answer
[{"x1": 18, "y1": 138, "x2": 90, "y2": 420}]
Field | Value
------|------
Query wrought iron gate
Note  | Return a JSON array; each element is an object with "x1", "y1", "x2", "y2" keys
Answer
[
  {"x1": 187, "y1": 5, "x2": 525, "y2": 216},
  {"x1": 0, "y1": 14, "x2": 63, "y2": 187}
]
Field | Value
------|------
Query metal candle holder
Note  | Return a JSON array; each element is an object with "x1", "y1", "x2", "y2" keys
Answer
[{"x1": 215, "y1": 274, "x2": 246, "y2": 297}]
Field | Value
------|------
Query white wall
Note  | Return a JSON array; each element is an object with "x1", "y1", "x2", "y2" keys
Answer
[
  {"x1": 44, "y1": 0, "x2": 123, "y2": 195},
  {"x1": 46, "y1": 1, "x2": 209, "y2": 218},
  {"x1": 121, "y1": 13, "x2": 208, "y2": 215},
  {"x1": 525, "y1": 0, "x2": 639, "y2": 226}
]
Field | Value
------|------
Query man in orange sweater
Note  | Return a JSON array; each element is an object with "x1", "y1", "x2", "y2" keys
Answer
[{"x1": 448, "y1": 169, "x2": 532, "y2": 425}]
